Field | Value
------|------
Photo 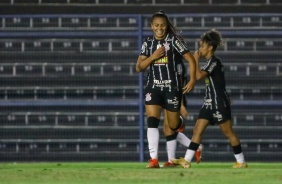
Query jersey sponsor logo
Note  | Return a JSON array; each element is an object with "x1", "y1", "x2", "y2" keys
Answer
[
  {"x1": 175, "y1": 40, "x2": 185, "y2": 53},
  {"x1": 213, "y1": 111, "x2": 223, "y2": 121},
  {"x1": 207, "y1": 62, "x2": 216, "y2": 73},
  {"x1": 153, "y1": 79, "x2": 172, "y2": 88},
  {"x1": 154, "y1": 56, "x2": 168, "y2": 64},
  {"x1": 167, "y1": 97, "x2": 180, "y2": 109},
  {"x1": 204, "y1": 98, "x2": 212, "y2": 109},
  {"x1": 145, "y1": 93, "x2": 152, "y2": 102},
  {"x1": 205, "y1": 77, "x2": 210, "y2": 85}
]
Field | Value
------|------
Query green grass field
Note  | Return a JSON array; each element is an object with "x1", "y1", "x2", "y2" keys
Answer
[{"x1": 0, "y1": 162, "x2": 281, "y2": 184}]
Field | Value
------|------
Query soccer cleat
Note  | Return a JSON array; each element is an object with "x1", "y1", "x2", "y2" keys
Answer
[
  {"x1": 163, "y1": 161, "x2": 177, "y2": 167},
  {"x1": 170, "y1": 157, "x2": 191, "y2": 168},
  {"x1": 232, "y1": 162, "x2": 248, "y2": 168},
  {"x1": 177, "y1": 116, "x2": 185, "y2": 133},
  {"x1": 146, "y1": 159, "x2": 160, "y2": 168},
  {"x1": 195, "y1": 144, "x2": 203, "y2": 164}
]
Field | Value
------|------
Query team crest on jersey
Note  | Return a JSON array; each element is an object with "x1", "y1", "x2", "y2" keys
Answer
[
  {"x1": 145, "y1": 93, "x2": 152, "y2": 101},
  {"x1": 163, "y1": 42, "x2": 170, "y2": 51}
]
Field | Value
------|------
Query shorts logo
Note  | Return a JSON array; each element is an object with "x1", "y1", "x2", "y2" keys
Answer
[
  {"x1": 213, "y1": 111, "x2": 223, "y2": 121},
  {"x1": 145, "y1": 93, "x2": 152, "y2": 102},
  {"x1": 167, "y1": 97, "x2": 179, "y2": 109}
]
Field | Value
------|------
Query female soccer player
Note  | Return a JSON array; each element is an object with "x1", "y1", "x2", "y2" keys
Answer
[
  {"x1": 171, "y1": 29, "x2": 247, "y2": 169},
  {"x1": 135, "y1": 10, "x2": 196, "y2": 168}
]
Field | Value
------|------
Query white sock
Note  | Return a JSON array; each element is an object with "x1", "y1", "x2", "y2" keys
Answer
[
  {"x1": 176, "y1": 132, "x2": 191, "y2": 147},
  {"x1": 166, "y1": 139, "x2": 177, "y2": 162},
  {"x1": 184, "y1": 149, "x2": 195, "y2": 162},
  {"x1": 147, "y1": 128, "x2": 159, "y2": 159},
  {"x1": 234, "y1": 153, "x2": 245, "y2": 163}
]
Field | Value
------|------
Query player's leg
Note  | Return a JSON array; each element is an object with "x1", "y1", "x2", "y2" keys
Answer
[
  {"x1": 164, "y1": 89, "x2": 182, "y2": 131},
  {"x1": 185, "y1": 119, "x2": 208, "y2": 161},
  {"x1": 145, "y1": 104, "x2": 162, "y2": 168},
  {"x1": 171, "y1": 118, "x2": 208, "y2": 168},
  {"x1": 163, "y1": 111, "x2": 178, "y2": 167},
  {"x1": 178, "y1": 104, "x2": 204, "y2": 163},
  {"x1": 219, "y1": 120, "x2": 247, "y2": 168}
]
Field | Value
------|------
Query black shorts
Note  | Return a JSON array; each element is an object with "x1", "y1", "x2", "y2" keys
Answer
[
  {"x1": 144, "y1": 87, "x2": 182, "y2": 112},
  {"x1": 198, "y1": 98, "x2": 231, "y2": 125}
]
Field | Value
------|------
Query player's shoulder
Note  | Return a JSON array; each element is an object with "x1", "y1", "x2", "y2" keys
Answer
[{"x1": 212, "y1": 55, "x2": 221, "y2": 62}]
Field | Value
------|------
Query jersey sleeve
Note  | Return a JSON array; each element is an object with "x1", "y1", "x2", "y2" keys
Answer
[
  {"x1": 202, "y1": 60, "x2": 217, "y2": 74},
  {"x1": 139, "y1": 38, "x2": 150, "y2": 57},
  {"x1": 172, "y1": 36, "x2": 190, "y2": 55}
]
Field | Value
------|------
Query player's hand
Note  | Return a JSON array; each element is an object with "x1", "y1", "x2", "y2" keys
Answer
[
  {"x1": 151, "y1": 46, "x2": 166, "y2": 61},
  {"x1": 193, "y1": 50, "x2": 201, "y2": 62},
  {"x1": 182, "y1": 79, "x2": 195, "y2": 94}
]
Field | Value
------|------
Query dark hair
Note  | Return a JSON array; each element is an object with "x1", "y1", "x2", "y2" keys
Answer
[
  {"x1": 201, "y1": 29, "x2": 223, "y2": 51},
  {"x1": 151, "y1": 10, "x2": 183, "y2": 40}
]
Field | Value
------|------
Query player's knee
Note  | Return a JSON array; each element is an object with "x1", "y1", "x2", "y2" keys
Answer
[
  {"x1": 169, "y1": 118, "x2": 182, "y2": 131},
  {"x1": 165, "y1": 132, "x2": 178, "y2": 141},
  {"x1": 147, "y1": 117, "x2": 160, "y2": 128}
]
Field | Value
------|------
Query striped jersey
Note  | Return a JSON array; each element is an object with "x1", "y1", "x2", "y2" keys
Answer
[
  {"x1": 202, "y1": 55, "x2": 230, "y2": 107},
  {"x1": 140, "y1": 33, "x2": 190, "y2": 91}
]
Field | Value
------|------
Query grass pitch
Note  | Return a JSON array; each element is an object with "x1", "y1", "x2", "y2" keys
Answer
[{"x1": 0, "y1": 162, "x2": 281, "y2": 184}]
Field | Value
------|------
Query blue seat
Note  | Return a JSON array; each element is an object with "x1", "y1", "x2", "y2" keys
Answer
[
  {"x1": 4, "y1": 17, "x2": 30, "y2": 28},
  {"x1": 61, "y1": 17, "x2": 89, "y2": 28},
  {"x1": 0, "y1": 113, "x2": 26, "y2": 126},
  {"x1": 52, "y1": 41, "x2": 80, "y2": 52},
  {"x1": 204, "y1": 16, "x2": 231, "y2": 27},
  {"x1": 24, "y1": 41, "x2": 52, "y2": 52},
  {"x1": 90, "y1": 17, "x2": 118, "y2": 27},
  {"x1": 0, "y1": 41, "x2": 22, "y2": 52},
  {"x1": 32, "y1": 17, "x2": 59, "y2": 28},
  {"x1": 233, "y1": 16, "x2": 260, "y2": 27}
]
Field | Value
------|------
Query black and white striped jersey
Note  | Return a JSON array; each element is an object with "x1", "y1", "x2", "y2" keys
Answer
[
  {"x1": 140, "y1": 33, "x2": 190, "y2": 91},
  {"x1": 202, "y1": 55, "x2": 230, "y2": 106}
]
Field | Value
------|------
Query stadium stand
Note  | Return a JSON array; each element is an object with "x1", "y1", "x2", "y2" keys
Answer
[{"x1": 0, "y1": 9, "x2": 281, "y2": 162}]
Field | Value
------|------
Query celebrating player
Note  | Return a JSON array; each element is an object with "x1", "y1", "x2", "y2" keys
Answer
[
  {"x1": 135, "y1": 10, "x2": 196, "y2": 168},
  {"x1": 171, "y1": 29, "x2": 247, "y2": 169}
]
